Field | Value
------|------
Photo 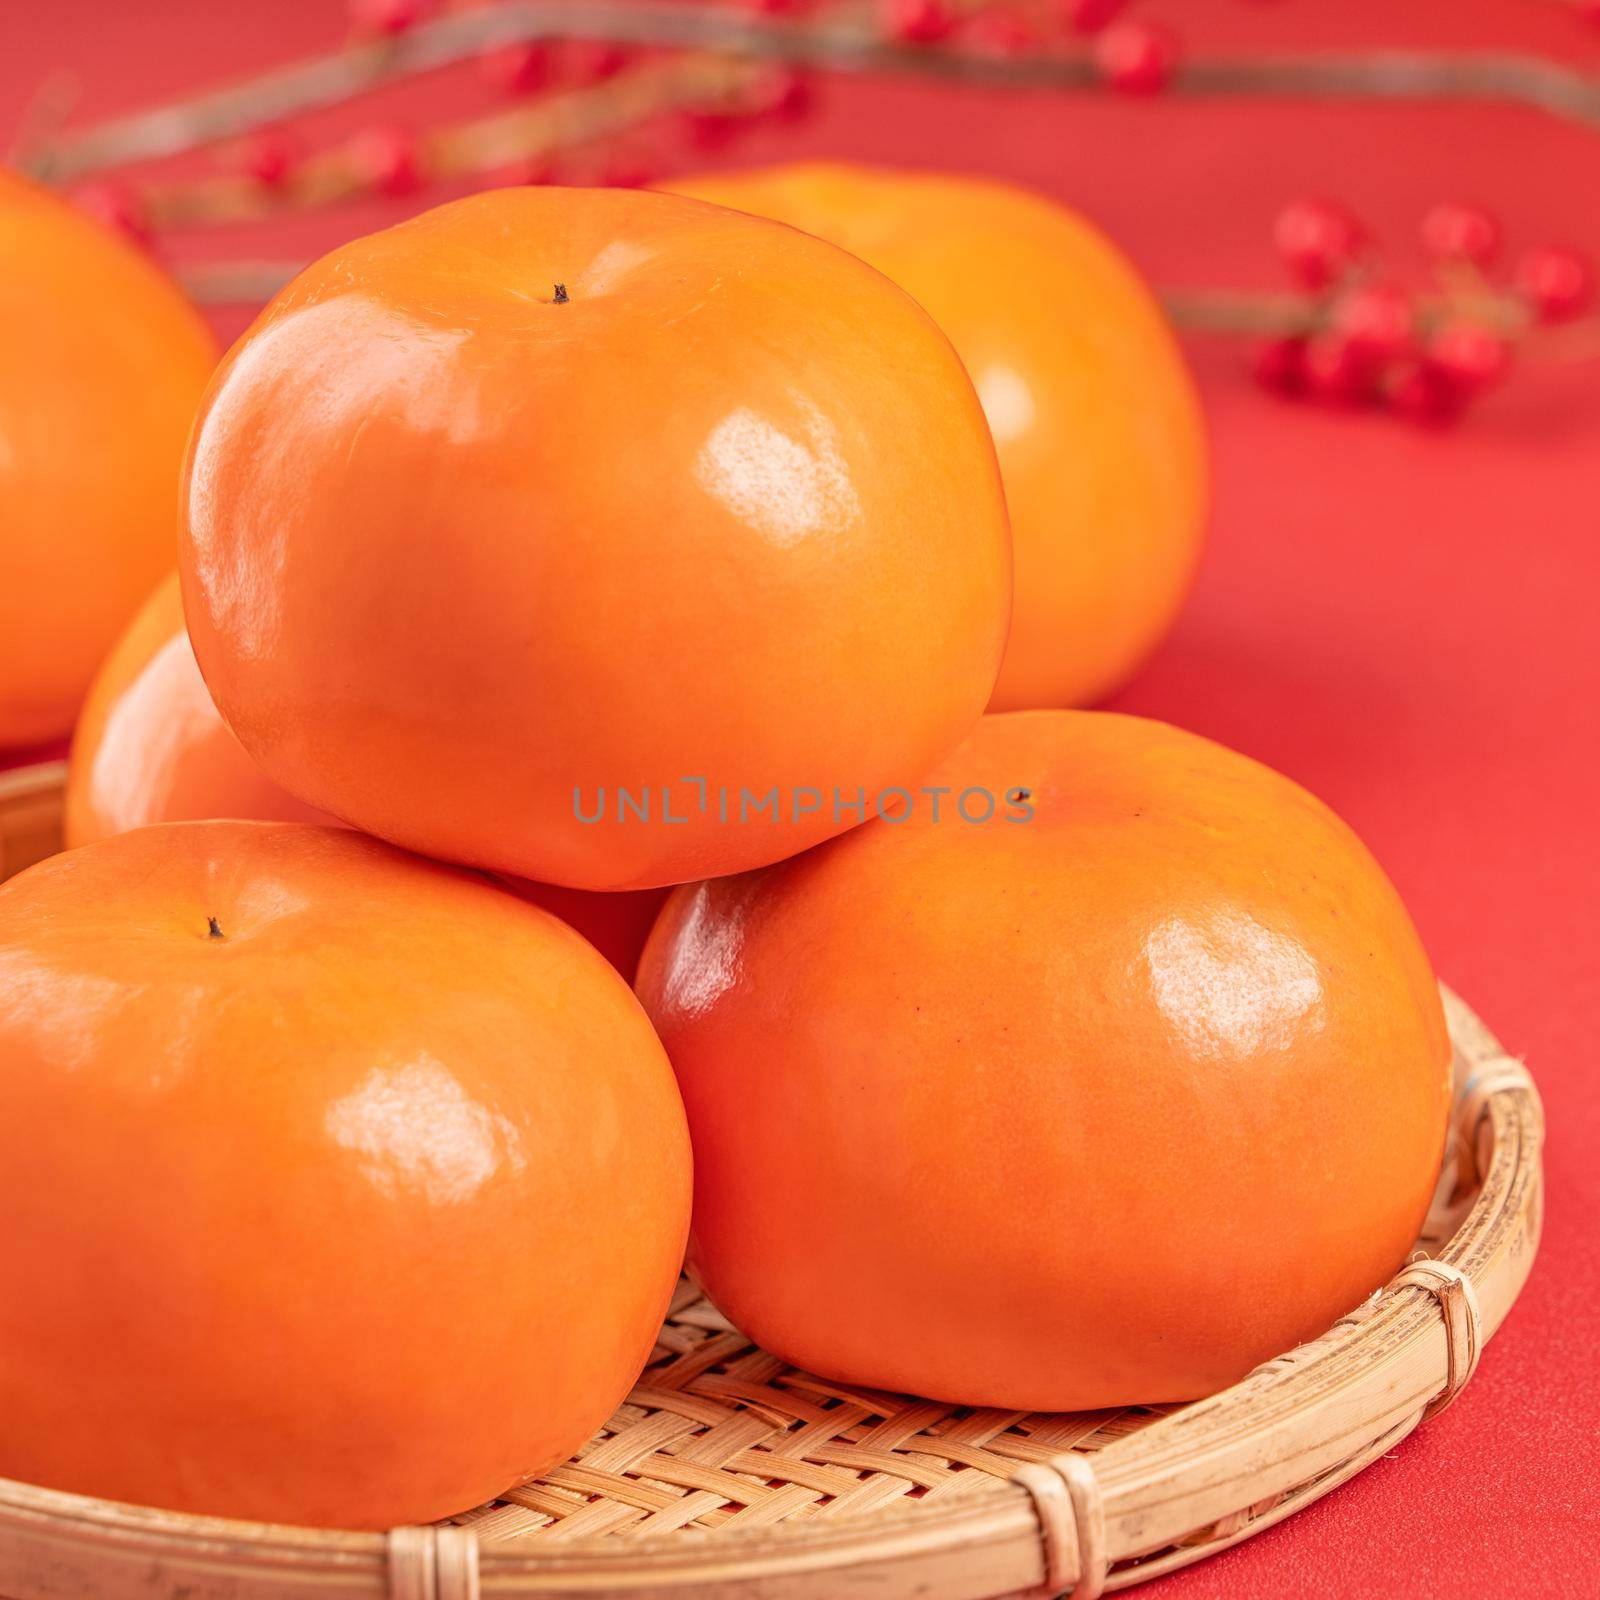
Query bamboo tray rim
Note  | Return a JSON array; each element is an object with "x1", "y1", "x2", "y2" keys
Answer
[{"x1": 0, "y1": 760, "x2": 1546, "y2": 1600}]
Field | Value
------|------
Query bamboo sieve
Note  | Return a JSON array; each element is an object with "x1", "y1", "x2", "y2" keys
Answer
[{"x1": 0, "y1": 760, "x2": 1543, "y2": 1600}]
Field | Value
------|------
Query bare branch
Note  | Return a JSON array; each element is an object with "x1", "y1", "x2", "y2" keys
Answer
[{"x1": 23, "y1": 1, "x2": 1600, "y2": 183}]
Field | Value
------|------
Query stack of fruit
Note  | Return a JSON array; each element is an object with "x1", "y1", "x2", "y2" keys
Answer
[{"x1": 0, "y1": 164, "x2": 1449, "y2": 1532}]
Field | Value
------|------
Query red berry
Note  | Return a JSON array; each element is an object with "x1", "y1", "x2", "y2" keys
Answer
[
  {"x1": 602, "y1": 158, "x2": 655, "y2": 189},
  {"x1": 240, "y1": 128, "x2": 300, "y2": 189},
  {"x1": 479, "y1": 42, "x2": 553, "y2": 96},
  {"x1": 564, "y1": 39, "x2": 628, "y2": 84},
  {"x1": 1387, "y1": 362, "x2": 1463, "y2": 427},
  {"x1": 1301, "y1": 334, "x2": 1375, "y2": 406},
  {"x1": 1426, "y1": 323, "x2": 1510, "y2": 393},
  {"x1": 1062, "y1": 0, "x2": 1129, "y2": 33},
  {"x1": 1273, "y1": 197, "x2": 1365, "y2": 289},
  {"x1": 1515, "y1": 245, "x2": 1594, "y2": 324},
  {"x1": 69, "y1": 182, "x2": 150, "y2": 245},
  {"x1": 1252, "y1": 336, "x2": 1307, "y2": 396},
  {"x1": 348, "y1": 0, "x2": 427, "y2": 38},
  {"x1": 744, "y1": 0, "x2": 810, "y2": 12},
  {"x1": 510, "y1": 156, "x2": 559, "y2": 188},
  {"x1": 1420, "y1": 202, "x2": 1500, "y2": 267},
  {"x1": 1334, "y1": 283, "x2": 1415, "y2": 361},
  {"x1": 683, "y1": 109, "x2": 741, "y2": 152},
  {"x1": 748, "y1": 65, "x2": 814, "y2": 120},
  {"x1": 350, "y1": 126, "x2": 423, "y2": 197},
  {"x1": 882, "y1": 0, "x2": 957, "y2": 45},
  {"x1": 966, "y1": 9, "x2": 1040, "y2": 55},
  {"x1": 1094, "y1": 21, "x2": 1178, "y2": 94}
]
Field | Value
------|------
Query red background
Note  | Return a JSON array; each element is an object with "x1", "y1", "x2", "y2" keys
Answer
[{"x1": 2, "y1": 1, "x2": 1597, "y2": 1594}]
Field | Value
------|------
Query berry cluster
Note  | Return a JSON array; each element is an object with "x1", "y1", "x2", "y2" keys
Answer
[
  {"x1": 878, "y1": 0, "x2": 1178, "y2": 94},
  {"x1": 247, "y1": 5, "x2": 814, "y2": 201},
  {"x1": 67, "y1": 180, "x2": 152, "y2": 244},
  {"x1": 57, "y1": 0, "x2": 1176, "y2": 238},
  {"x1": 50, "y1": 0, "x2": 1600, "y2": 439},
  {"x1": 1256, "y1": 198, "x2": 1594, "y2": 424}
]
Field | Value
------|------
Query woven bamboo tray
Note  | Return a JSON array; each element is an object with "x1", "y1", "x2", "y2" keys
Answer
[{"x1": 0, "y1": 760, "x2": 1544, "y2": 1600}]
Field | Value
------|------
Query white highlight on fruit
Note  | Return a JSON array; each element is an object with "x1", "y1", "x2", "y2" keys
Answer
[
  {"x1": 186, "y1": 298, "x2": 478, "y2": 664},
  {"x1": 695, "y1": 401, "x2": 861, "y2": 547},
  {"x1": 0, "y1": 949, "x2": 127, "y2": 1068},
  {"x1": 975, "y1": 365, "x2": 1036, "y2": 447},
  {"x1": 226, "y1": 875, "x2": 314, "y2": 929},
  {"x1": 89, "y1": 634, "x2": 208, "y2": 834},
  {"x1": 660, "y1": 883, "x2": 746, "y2": 1018},
  {"x1": 1144, "y1": 912, "x2": 1323, "y2": 1059},
  {"x1": 326, "y1": 1055, "x2": 525, "y2": 1204}
]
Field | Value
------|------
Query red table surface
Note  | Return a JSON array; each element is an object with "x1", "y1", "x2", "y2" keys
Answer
[{"x1": 3, "y1": 1, "x2": 1597, "y2": 1595}]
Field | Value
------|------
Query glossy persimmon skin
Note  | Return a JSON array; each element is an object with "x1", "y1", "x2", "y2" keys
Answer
[
  {"x1": 65, "y1": 572, "x2": 338, "y2": 846},
  {"x1": 0, "y1": 171, "x2": 216, "y2": 749},
  {"x1": 638, "y1": 711, "x2": 1450, "y2": 1410},
  {"x1": 0, "y1": 822, "x2": 691, "y2": 1528},
  {"x1": 65, "y1": 575, "x2": 668, "y2": 978},
  {"x1": 671, "y1": 164, "x2": 1208, "y2": 711},
  {"x1": 181, "y1": 186, "x2": 1011, "y2": 891}
]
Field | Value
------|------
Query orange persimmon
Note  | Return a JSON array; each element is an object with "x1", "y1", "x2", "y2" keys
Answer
[
  {"x1": 0, "y1": 822, "x2": 691, "y2": 1527},
  {"x1": 66, "y1": 573, "x2": 670, "y2": 976},
  {"x1": 0, "y1": 170, "x2": 216, "y2": 748},
  {"x1": 180, "y1": 186, "x2": 1011, "y2": 891},
  {"x1": 65, "y1": 572, "x2": 337, "y2": 845},
  {"x1": 671, "y1": 164, "x2": 1208, "y2": 710},
  {"x1": 638, "y1": 711, "x2": 1450, "y2": 1410}
]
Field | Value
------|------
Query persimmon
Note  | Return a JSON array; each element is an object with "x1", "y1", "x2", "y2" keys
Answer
[
  {"x1": 181, "y1": 186, "x2": 1011, "y2": 891},
  {"x1": 0, "y1": 822, "x2": 691, "y2": 1527},
  {"x1": 638, "y1": 711, "x2": 1450, "y2": 1410},
  {"x1": 670, "y1": 164, "x2": 1208, "y2": 710},
  {"x1": 65, "y1": 572, "x2": 338, "y2": 846},
  {"x1": 66, "y1": 573, "x2": 672, "y2": 976},
  {"x1": 0, "y1": 170, "x2": 216, "y2": 748}
]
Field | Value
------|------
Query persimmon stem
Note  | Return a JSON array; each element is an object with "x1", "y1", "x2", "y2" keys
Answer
[
  {"x1": 18, "y1": 1, "x2": 1600, "y2": 184},
  {"x1": 207, "y1": 916, "x2": 224, "y2": 939}
]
